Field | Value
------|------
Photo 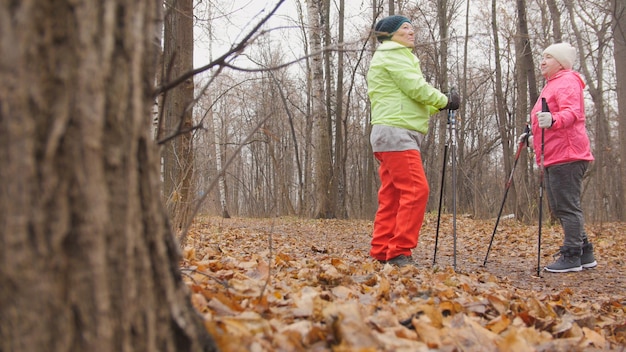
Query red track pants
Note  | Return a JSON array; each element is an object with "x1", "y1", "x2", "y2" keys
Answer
[{"x1": 371, "y1": 150, "x2": 429, "y2": 261}]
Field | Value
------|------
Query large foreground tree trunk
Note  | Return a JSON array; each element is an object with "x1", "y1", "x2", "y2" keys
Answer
[{"x1": 0, "y1": 1, "x2": 215, "y2": 351}]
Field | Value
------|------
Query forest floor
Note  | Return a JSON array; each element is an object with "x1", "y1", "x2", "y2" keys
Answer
[{"x1": 181, "y1": 214, "x2": 626, "y2": 351}]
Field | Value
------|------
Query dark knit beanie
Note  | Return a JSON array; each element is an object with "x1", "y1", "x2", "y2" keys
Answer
[{"x1": 374, "y1": 15, "x2": 411, "y2": 42}]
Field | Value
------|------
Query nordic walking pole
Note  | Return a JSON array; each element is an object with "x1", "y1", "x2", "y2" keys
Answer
[
  {"x1": 537, "y1": 98, "x2": 549, "y2": 276},
  {"x1": 450, "y1": 106, "x2": 458, "y2": 271},
  {"x1": 433, "y1": 142, "x2": 448, "y2": 265},
  {"x1": 483, "y1": 124, "x2": 530, "y2": 266},
  {"x1": 433, "y1": 88, "x2": 458, "y2": 270},
  {"x1": 433, "y1": 88, "x2": 456, "y2": 271}
]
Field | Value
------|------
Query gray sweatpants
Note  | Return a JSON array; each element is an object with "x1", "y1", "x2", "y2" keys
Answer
[{"x1": 544, "y1": 160, "x2": 590, "y2": 249}]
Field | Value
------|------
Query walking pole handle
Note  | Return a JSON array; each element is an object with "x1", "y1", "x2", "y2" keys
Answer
[{"x1": 541, "y1": 98, "x2": 550, "y2": 113}]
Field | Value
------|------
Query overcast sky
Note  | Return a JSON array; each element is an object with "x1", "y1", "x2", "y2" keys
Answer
[{"x1": 193, "y1": 0, "x2": 372, "y2": 69}]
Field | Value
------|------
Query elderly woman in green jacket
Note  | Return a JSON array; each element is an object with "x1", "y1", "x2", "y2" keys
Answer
[{"x1": 367, "y1": 15, "x2": 459, "y2": 267}]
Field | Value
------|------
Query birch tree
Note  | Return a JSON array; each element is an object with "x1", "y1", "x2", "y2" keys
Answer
[{"x1": 308, "y1": 0, "x2": 335, "y2": 218}]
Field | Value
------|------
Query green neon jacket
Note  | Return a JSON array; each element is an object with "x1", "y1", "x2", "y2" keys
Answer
[{"x1": 367, "y1": 40, "x2": 448, "y2": 134}]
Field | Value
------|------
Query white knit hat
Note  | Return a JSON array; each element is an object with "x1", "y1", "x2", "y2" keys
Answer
[{"x1": 543, "y1": 42, "x2": 577, "y2": 70}]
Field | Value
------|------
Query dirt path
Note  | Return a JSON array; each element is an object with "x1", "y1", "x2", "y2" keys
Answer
[
  {"x1": 203, "y1": 214, "x2": 626, "y2": 303},
  {"x1": 188, "y1": 214, "x2": 626, "y2": 350}
]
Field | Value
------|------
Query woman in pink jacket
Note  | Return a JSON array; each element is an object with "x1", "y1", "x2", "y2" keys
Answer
[{"x1": 530, "y1": 42, "x2": 596, "y2": 273}]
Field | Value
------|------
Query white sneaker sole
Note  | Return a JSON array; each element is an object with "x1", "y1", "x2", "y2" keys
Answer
[
  {"x1": 582, "y1": 260, "x2": 597, "y2": 269},
  {"x1": 544, "y1": 265, "x2": 583, "y2": 273}
]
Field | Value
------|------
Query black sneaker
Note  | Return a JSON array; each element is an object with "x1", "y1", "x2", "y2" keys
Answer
[
  {"x1": 581, "y1": 243, "x2": 597, "y2": 269},
  {"x1": 386, "y1": 254, "x2": 417, "y2": 267},
  {"x1": 545, "y1": 246, "x2": 582, "y2": 273}
]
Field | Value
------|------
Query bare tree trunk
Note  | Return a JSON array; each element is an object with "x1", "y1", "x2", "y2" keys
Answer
[
  {"x1": 335, "y1": 0, "x2": 348, "y2": 218},
  {"x1": 427, "y1": 0, "x2": 451, "y2": 214},
  {"x1": 296, "y1": 0, "x2": 315, "y2": 216},
  {"x1": 197, "y1": 95, "x2": 223, "y2": 215},
  {"x1": 192, "y1": 1, "x2": 225, "y2": 217},
  {"x1": 161, "y1": 0, "x2": 195, "y2": 233},
  {"x1": 269, "y1": 69, "x2": 304, "y2": 215},
  {"x1": 462, "y1": 0, "x2": 473, "y2": 213},
  {"x1": 437, "y1": 0, "x2": 450, "y2": 94},
  {"x1": 0, "y1": 1, "x2": 215, "y2": 351},
  {"x1": 363, "y1": 0, "x2": 384, "y2": 218},
  {"x1": 539, "y1": 0, "x2": 566, "y2": 224},
  {"x1": 492, "y1": 0, "x2": 514, "y2": 210},
  {"x1": 308, "y1": 0, "x2": 334, "y2": 218},
  {"x1": 565, "y1": 0, "x2": 614, "y2": 221},
  {"x1": 215, "y1": 119, "x2": 230, "y2": 218},
  {"x1": 321, "y1": 0, "x2": 339, "y2": 218},
  {"x1": 613, "y1": 0, "x2": 626, "y2": 220},
  {"x1": 545, "y1": 0, "x2": 563, "y2": 42},
  {"x1": 514, "y1": 0, "x2": 536, "y2": 222}
]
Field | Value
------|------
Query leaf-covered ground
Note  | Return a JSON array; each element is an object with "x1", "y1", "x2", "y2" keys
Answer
[{"x1": 181, "y1": 214, "x2": 626, "y2": 351}]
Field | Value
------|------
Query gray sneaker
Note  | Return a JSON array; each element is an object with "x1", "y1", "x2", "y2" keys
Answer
[
  {"x1": 581, "y1": 242, "x2": 597, "y2": 269},
  {"x1": 545, "y1": 246, "x2": 582, "y2": 273},
  {"x1": 386, "y1": 254, "x2": 418, "y2": 267}
]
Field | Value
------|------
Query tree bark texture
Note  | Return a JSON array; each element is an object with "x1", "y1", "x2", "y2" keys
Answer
[
  {"x1": 162, "y1": 0, "x2": 195, "y2": 233},
  {"x1": 491, "y1": 0, "x2": 514, "y2": 204},
  {"x1": 334, "y1": 0, "x2": 347, "y2": 218},
  {"x1": 614, "y1": 0, "x2": 626, "y2": 220},
  {"x1": 308, "y1": 0, "x2": 334, "y2": 219},
  {"x1": 0, "y1": 1, "x2": 215, "y2": 351},
  {"x1": 546, "y1": 0, "x2": 563, "y2": 42},
  {"x1": 564, "y1": 0, "x2": 614, "y2": 222},
  {"x1": 513, "y1": 0, "x2": 535, "y2": 221}
]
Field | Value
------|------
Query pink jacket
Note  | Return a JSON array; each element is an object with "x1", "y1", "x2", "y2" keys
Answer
[{"x1": 531, "y1": 70, "x2": 594, "y2": 167}]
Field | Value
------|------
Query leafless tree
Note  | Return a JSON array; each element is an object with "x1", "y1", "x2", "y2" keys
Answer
[
  {"x1": 181, "y1": 0, "x2": 623, "y2": 224},
  {"x1": 612, "y1": 0, "x2": 626, "y2": 220},
  {"x1": 0, "y1": 1, "x2": 215, "y2": 350},
  {"x1": 159, "y1": 0, "x2": 196, "y2": 237},
  {"x1": 308, "y1": 0, "x2": 335, "y2": 218},
  {"x1": 565, "y1": 0, "x2": 616, "y2": 222}
]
